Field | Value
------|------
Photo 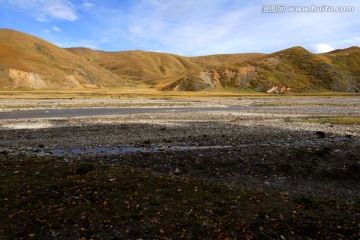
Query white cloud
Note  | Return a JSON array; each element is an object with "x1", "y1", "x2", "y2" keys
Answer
[
  {"x1": 123, "y1": 0, "x2": 250, "y2": 55},
  {"x1": 51, "y1": 0, "x2": 357, "y2": 55},
  {"x1": 117, "y1": 0, "x2": 360, "y2": 55},
  {"x1": 312, "y1": 44, "x2": 335, "y2": 53},
  {"x1": 43, "y1": 1, "x2": 77, "y2": 21},
  {"x1": 55, "y1": 39, "x2": 98, "y2": 49},
  {"x1": 4, "y1": 0, "x2": 358, "y2": 55},
  {"x1": 6, "y1": 0, "x2": 78, "y2": 21},
  {"x1": 52, "y1": 26, "x2": 61, "y2": 32},
  {"x1": 81, "y1": 1, "x2": 94, "y2": 10}
]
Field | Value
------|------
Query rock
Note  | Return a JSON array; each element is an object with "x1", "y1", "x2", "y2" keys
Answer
[
  {"x1": 8, "y1": 68, "x2": 46, "y2": 89},
  {"x1": 0, "y1": 148, "x2": 11, "y2": 155},
  {"x1": 158, "y1": 146, "x2": 168, "y2": 151},
  {"x1": 33, "y1": 148, "x2": 41, "y2": 153},
  {"x1": 315, "y1": 131, "x2": 325, "y2": 138},
  {"x1": 174, "y1": 168, "x2": 181, "y2": 174},
  {"x1": 76, "y1": 163, "x2": 94, "y2": 174},
  {"x1": 267, "y1": 86, "x2": 281, "y2": 94}
]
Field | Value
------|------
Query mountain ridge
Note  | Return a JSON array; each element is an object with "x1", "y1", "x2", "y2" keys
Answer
[
  {"x1": 164, "y1": 46, "x2": 360, "y2": 92},
  {"x1": 0, "y1": 28, "x2": 123, "y2": 89},
  {"x1": 1, "y1": 29, "x2": 359, "y2": 93}
]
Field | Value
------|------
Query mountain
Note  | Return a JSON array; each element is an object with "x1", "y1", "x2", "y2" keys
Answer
[
  {"x1": 164, "y1": 46, "x2": 360, "y2": 92},
  {"x1": 1, "y1": 29, "x2": 359, "y2": 92},
  {"x1": 0, "y1": 29, "x2": 123, "y2": 89},
  {"x1": 66, "y1": 48, "x2": 203, "y2": 88},
  {"x1": 190, "y1": 53, "x2": 265, "y2": 68},
  {"x1": 66, "y1": 48, "x2": 263, "y2": 87}
]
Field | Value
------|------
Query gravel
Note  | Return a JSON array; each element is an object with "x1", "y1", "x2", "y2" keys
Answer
[{"x1": 1, "y1": 96, "x2": 359, "y2": 199}]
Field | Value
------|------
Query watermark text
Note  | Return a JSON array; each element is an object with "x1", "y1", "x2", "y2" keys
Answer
[{"x1": 262, "y1": 4, "x2": 355, "y2": 13}]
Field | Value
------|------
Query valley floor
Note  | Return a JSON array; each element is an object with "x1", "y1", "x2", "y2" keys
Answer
[{"x1": 0, "y1": 96, "x2": 359, "y2": 239}]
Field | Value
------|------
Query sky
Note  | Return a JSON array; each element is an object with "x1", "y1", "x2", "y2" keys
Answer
[{"x1": 0, "y1": 0, "x2": 359, "y2": 56}]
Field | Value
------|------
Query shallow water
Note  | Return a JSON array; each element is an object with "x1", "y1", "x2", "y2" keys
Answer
[{"x1": 6, "y1": 136, "x2": 355, "y2": 157}]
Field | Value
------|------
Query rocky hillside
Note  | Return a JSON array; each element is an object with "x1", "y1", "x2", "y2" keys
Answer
[
  {"x1": 1, "y1": 29, "x2": 359, "y2": 92},
  {"x1": 162, "y1": 66, "x2": 256, "y2": 91},
  {"x1": 66, "y1": 48, "x2": 263, "y2": 88},
  {"x1": 0, "y1": 29, "x2": 123, "y2": 89},
  {"x1": 164, "y1": 47, "x2": 360, "y2": 92}
]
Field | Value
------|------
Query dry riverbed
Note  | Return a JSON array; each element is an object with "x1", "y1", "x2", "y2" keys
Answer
[{"x1": 0, "y1": 96, "x2": 359, "y2": 239}]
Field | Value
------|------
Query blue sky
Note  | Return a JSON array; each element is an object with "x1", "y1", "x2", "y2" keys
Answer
[{"x1": 0, "y1": 0, "x2": 359, "y2": 56}]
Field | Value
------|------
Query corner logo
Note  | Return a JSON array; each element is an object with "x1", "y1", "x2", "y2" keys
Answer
[{"x1": 261, "y1": 4, "x2": 286, "y2": 13}]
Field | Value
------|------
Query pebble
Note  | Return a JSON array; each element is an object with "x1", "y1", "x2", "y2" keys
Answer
[
  {"x1": 0, "y1": 148, "x2": 11, "y2": 155},
  {"x1": 0, "y1": 97, "x2": 359, "y2": 200},
  {"x1": 158, "y1": 146, "x2": 168, "y2": 151}
]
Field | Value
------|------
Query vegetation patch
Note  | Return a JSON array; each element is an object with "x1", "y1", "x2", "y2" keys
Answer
[
  {"x1": 0, "y1": 102, "x2": 192, "y2": 109},
  {"x1": 0, "y1": 155, "x2": 359, "y2": 239},
  {"x1": 291, "y1": 117, "x2": 360, "y2": 125}
]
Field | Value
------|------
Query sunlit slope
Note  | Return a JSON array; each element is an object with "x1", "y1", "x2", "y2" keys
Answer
[
  {"x1": 1, "y1": 28, "x2": 359, "y2": 93},
  {"x1": 66, "y1": 48, "x2": 203, "y2": 83},
  {"x1": 66, "y1": 48, "x2": 265, "y2": 88},
  {"x1": 0, "y1": 29, "x2": 123, "y2": 89},
  {"x1": 164, "y1": 46, "x2": 360, "y2": 92},
  {"x1": 191, "y1": 53, "x2": 265, "y2": 67}
]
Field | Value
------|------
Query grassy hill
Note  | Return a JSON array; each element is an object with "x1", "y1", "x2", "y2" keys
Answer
[
  {"x1": 191, "y1": 53, "x2": 265, "y2": 68},
  {"x1": 66, "y1": 48, "x2": 265, "y2": 89},
  {"x1": 66, "y1": 48, "x2": 202, "y2": 86},
  {"x1": 0, "y1": 29, "x2": 123, "y2": 89},
  {"x1": 164, "y1": 46, "x2": 360, "y2": 92},
  {"x1": 1, "y1": 29, "x2": 359, "y2": 93}
]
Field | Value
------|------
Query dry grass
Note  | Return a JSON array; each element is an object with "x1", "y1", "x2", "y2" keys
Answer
[
  {"x1": 2, "y1": 88, "x2": 359, "y2": 100},
  {"x1": 0, "y1": 88, "x2": 270, "y2": 99},
  {"x1": 67, "y1": 49, "x2": 266, "y2": 85},
  {"x1": 190, "y1": 53, "x2": 266, "y2": 67},
  {"x1": 0, "y1": 29, "x2": 123, "y2": 89},
  {"x1": 291, "y1": 117, "x2": 360, "y2": 125},
  {"x1": 67, "y1": 48, "x2": 203, "y2": 82},
  {"x1": 1, "y1": 29, "x2": 360, "y2": 93}
]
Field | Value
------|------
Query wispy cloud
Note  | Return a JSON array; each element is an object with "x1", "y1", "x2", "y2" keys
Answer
[
  {"x1": 111, "y1": 0, "x2": 360, "y2": 55},
  {"x1": 1, "y1": 0, "x2": 359, "y2": 55},
  {"x1": 124, "y1": 0, "x2": 244, "y2": 55},
  {"x1": 312, "y1": 43, "x2": 335, "y2": 53},
  {"x1": 52, "y1": 26, "x2": 61, "y2": 32},
  {"x1": 54, "y1": 39, "x2": 98, "y2": 49},
  {"x1": 81, "y1": 0, "x2": 94, "y2": 10},
  {"x1": 6, "y1": 0, "x2": 78, "y2": 22}
]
